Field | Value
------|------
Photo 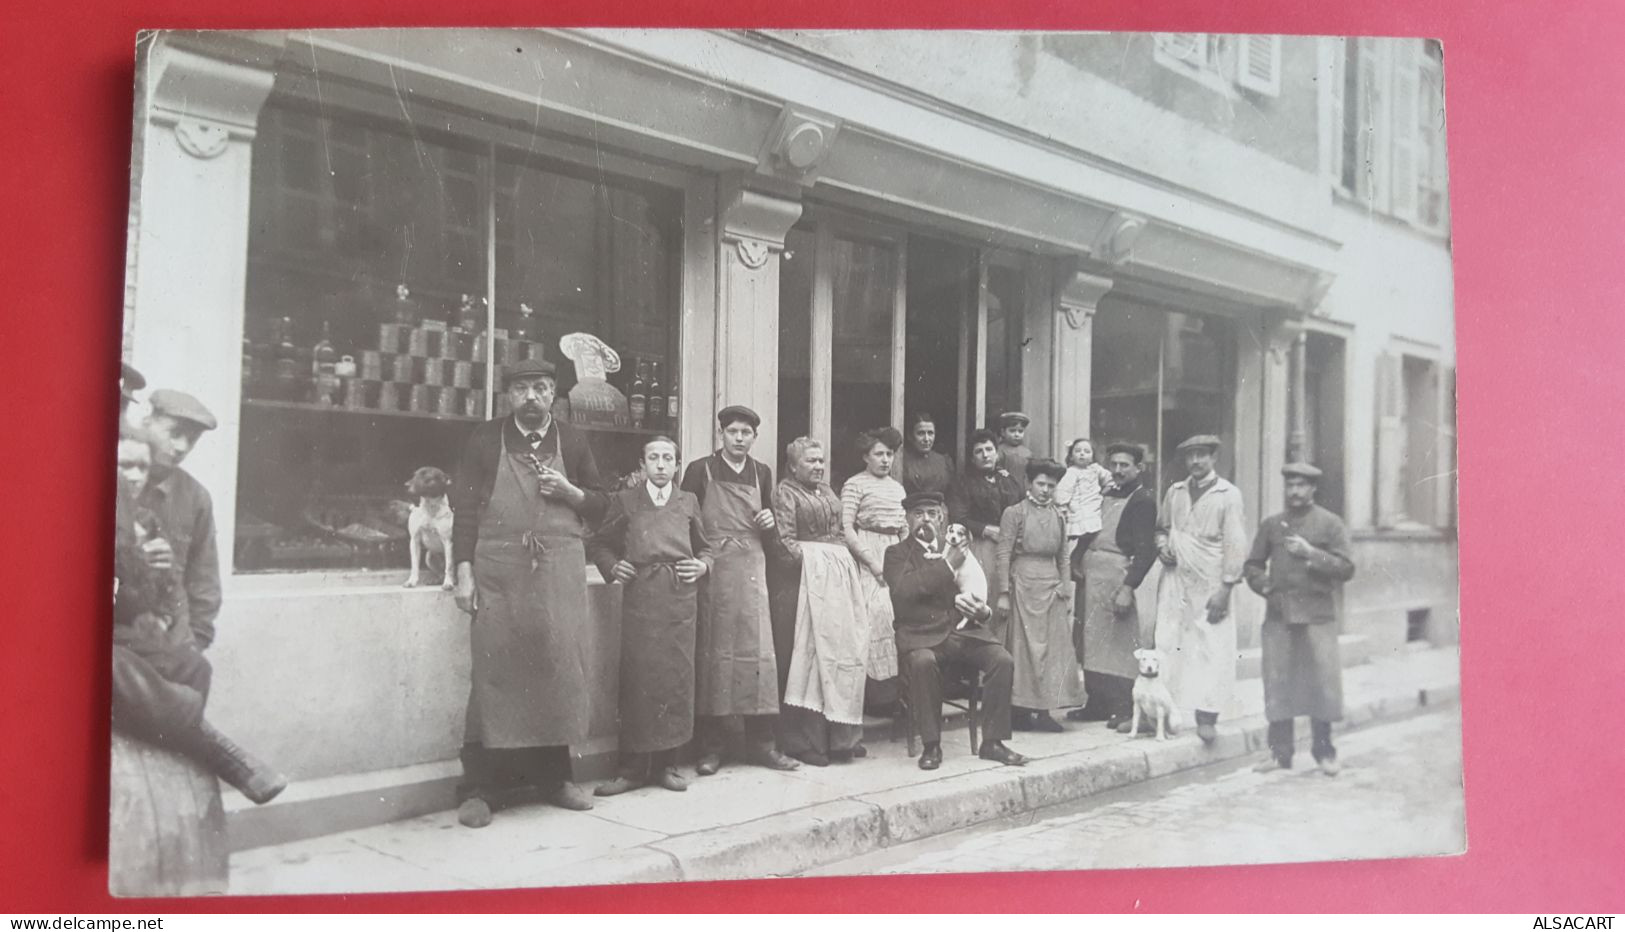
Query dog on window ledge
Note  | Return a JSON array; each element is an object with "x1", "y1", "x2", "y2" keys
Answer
[{"x1": 403, "y1": 466, "x2": 455, "y2": 590}]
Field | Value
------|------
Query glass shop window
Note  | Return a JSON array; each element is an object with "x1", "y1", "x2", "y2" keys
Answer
[
  {"x1": 235, "y1": 101, "x2": 680, "y2": 574},
  {"x1": 1090, "y1": 298, "x2": 1236, "y2": 500}
]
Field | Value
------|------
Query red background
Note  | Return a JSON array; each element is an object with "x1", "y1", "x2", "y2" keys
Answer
[{"x1": 4, "y1": 0, "x2": 1621, "y2": 913}]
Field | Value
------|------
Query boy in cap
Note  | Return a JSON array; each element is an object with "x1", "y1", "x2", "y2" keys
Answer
[
  {"x1": 140, "y1": 390, "x2": 222, "y2": 650},
  {"x1": 995, "y1": 412, "x2": 1033, "y2": 481},
  {"x1": 1245, "y1": 463, "x2": 1357, "y2": 775}
]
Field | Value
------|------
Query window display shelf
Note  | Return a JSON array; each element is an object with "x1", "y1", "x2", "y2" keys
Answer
[{"x1": 243, "y1": 398, "x2": 482, "y2": 422}]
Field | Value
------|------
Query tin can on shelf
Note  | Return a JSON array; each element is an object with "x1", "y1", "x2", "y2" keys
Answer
[
  {"x1": 463, "y1": 391, "x2": 485, "y2": 418},
  {"x1": 424, "y1": 359, "x2": 445, "y2": 386},
  {"x1": 390, "y1": 353, "x2": 414, "y2": 383},
  {"x1": 452, "y1": 361, "x2": 474, "y2": 389},
  {"x1": 436, "y1": 386, "x2": 459, "y2": 416},
  {"x1": 342, "y1": 378, "x2": 370, "y2": 409},
  {"x1": 378, "y1": 382, "x2": 400, "y2": 411},
  {"x1": 359, "y1": 351, "x2": 383, "y2": 381},
  {"x1": 407, "y1": 327, "x2": 429, "y2": 357},
  {"x1": 377, "y1": 324, "x2": 405, "y2": 354},
  {"x1": 409, "y1": 384, "x2": 432, "y2": 413}
]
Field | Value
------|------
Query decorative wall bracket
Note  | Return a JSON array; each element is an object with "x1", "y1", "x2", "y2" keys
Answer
[
  {"x1": 1091, "y1": 210, "x2": 1147, "y2": 267},
  {"x1": 174, "y1": 120, "x2": 230, "y2": 159},
  {"x1": 720, "y1": 174, "x2": 803, "y2": 270},
  {"x1": 1301, "y1": 272, "x2": 1337, "y2": 315},
  {"x1": 756, "y1": 104, "x2": 842, "y2": 186},
  {"x1": 1055, "y1": 268, "x2": 1114, "y2": 330}
]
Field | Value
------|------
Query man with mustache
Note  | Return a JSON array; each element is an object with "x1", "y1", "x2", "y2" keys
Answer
[
  {"x1": 885, "y1": 491, "x2": 1027, "y2": 772},
  {"x1": 448, "y1": 358, "x2": 608, "y2": 828}
]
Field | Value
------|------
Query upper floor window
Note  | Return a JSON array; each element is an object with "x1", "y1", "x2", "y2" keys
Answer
[
  {"x1": 1153, "y1": 33, "x2": 1281, "y2": 97},
  {"x1": 1330, "y1": 38, "x2": 1449, "y2": 233}
]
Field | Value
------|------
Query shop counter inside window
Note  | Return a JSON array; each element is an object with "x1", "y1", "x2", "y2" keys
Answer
[{"x1": 236, "y1": 98, "x2": 682, "y2": 574}]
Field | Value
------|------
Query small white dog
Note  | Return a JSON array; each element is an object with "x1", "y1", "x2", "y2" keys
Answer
[
  {"x1": 404, "y1": 466, "x2": 455, "y2": 590},
  {"x1": 942, "y1": 523, "x2": 988, "y2": 630},
  {"x1": 1128, "y1": 648, "x2": 1182, "y2": 741}
]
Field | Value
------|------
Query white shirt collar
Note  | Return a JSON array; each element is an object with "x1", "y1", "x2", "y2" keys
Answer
[{"x1": 646, "y1": 480, "x2": 670, "y2": 506}]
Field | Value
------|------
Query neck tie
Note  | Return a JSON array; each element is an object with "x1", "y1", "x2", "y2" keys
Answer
[{"x1": 526, "y1": 432, "x2": 542, "y2": 448}]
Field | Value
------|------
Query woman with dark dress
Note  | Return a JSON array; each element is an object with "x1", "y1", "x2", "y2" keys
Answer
[{"x1": 947, "y1": 429, "x2": 1025, "y2": 634}]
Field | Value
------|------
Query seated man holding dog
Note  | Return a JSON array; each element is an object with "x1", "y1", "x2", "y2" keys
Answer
[{"x1": 884, "y1": 491, "x2": 1027, "y2": 771}]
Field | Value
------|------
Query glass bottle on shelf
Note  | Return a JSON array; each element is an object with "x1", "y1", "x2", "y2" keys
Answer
[
  {"x1": 648, "y1": 362, "x2": 665, "y2": 430},
  {"x1": 512, "y1": 301, "x2": 539, "y2": 343},
  {"x1": 456, "y1": 293, "x2": 484, "y2": 333},
  {"x1": 629, "y1": 358, "x2": 648, "y2": 430},
  {"x1": 667, "y1": 375, "x2": 679, "y2": 432},
  {"x1": 392, "y1": 283, "x2": 420, "y2": 326},
  {"x1": 312, "y1": 321, "x2": 340, "y2": 405},
  {"x1": 273, "y1": 315, "x2": 301, "y2": 402}
]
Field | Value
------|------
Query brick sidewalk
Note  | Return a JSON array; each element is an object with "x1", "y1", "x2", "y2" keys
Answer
[{"x1": 228, "y1": 645, "x2": 1461, "y2": 895}]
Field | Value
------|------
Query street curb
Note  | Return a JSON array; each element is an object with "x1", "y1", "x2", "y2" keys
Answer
[{"x1": 605, "y1": 679, "x2": 1461, "y2": 884}]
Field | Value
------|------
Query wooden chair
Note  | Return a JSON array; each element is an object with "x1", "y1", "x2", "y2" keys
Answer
[{"x1": 896, "y1": 664, "x2": 984, "y2": 758}]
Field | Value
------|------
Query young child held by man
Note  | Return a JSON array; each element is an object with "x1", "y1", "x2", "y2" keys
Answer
[{"x1": 1055, "y1": 438, "x2": 1114, "y2": 577}]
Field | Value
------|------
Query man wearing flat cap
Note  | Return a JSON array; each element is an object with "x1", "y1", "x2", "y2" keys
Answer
[
  {"x1": 1244, "y1": 463, "x2": 1356, "y2": 775},
  {"x1": 995, "y1": 412, "x2": 1033, "y2": 482},
  {"x1": 447, "y1": 357, "x2": 609, "y2": 827},
  {"x1": 679, "y1": 404, "x2": 800, "y2": 775},
  {"x1": 884, "y1": 490, "x2": 1028, "y2": 771},
  {"x1": 139, "y1": 389, "x2": 222, "y2": 651},
  {"x1": 1153, "y1": 434, "x2": 1249, "y2": 744}
]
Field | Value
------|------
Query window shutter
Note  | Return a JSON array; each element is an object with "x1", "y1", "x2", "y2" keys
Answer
[
  {"x1": 1373, "y1": 351, "x2": 1406, "y2": 528},
  {"x1": 1236, "y1": 35, "x2": 1282, "y2": 96},
  {"x1": 1327, "y1": 38, "x2": 1348, "y2": 188},
  {"x1": 1390, "y1": 40, "x2": 1423, "y2": 222},
  {"x1": 1355, "y1": 37, "x2": 1383, "y2": 206},
  {"x1": 1157, "y1": 33, "x2": 1207, "y2": 67}
]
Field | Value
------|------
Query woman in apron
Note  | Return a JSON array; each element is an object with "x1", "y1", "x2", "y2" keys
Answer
[
  {"x1": 588, "y1": 437, "x2": 713, "y2": 796},
  {"x1": 995, "y1": 458, "x2": 1085, "y2": 732},
  {"x1": 772, "y1": 437, "x2": 870, "y2": 767},
  {"x1": 840, "y1": 427, "x2": 905, "y2": 713},
  {"x1": 947, "y1": 429, "x2": 1024, "y2": 638},
  {"x1": 681, "y1": 404, "x2": 800, "y2": 775}
]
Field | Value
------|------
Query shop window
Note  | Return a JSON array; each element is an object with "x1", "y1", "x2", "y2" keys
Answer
[
  {"x1": 983, "y1": 263, "x2": 1026, "y2": 430},
  {"x1": 236, "y1": 101, "x2": 681, "y2": 574},
  {"x1": 1301, "y1": 331, "x2": 1348, "y2": 517},
  {"x1": 1091, "y1": 299, "x2": 1237, "y2": 499},
  {"x1": 829, "y1": 234, "x2": 898, "y2": 487}
]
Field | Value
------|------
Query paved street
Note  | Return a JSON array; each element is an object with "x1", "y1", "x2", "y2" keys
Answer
[{"x1": 807, "y1": 706, "x2": 1465, "y2": 876}]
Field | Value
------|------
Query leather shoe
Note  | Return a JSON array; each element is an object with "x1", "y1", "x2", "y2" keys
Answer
[
  {"x1": 1032, "y1": 712, "x2": 1064, "y2": 733},
  {"x1": 655, "y1": 767, "x2": 689, "y2": 792},
  {"x1": 457, "y1": 797, "x2": 493, "y2": 829},
  {"x1": 695, "y1": 753, "x2": 722, "y2": 777},
  {"x1": 851, "y1": 744, "x2": 868, "y2": 759},
  {"x1": 918, "y1": 743, "x2": 943, "y2": 771},
  {"x1": 1196, "y1": 722, "x2": 1218, "y2": 745},
  {"x1": 978, "y1": 741, "x2": 1029, "y2": 766},
  {"x1": 790, "y1": 750, "x2": 829, "y2": 767},
  {"x1": 744, "y1": 747, "x2": 800, "y2": 771},
  {"x1": 593, "y1": 775, "x2": 644, "y2": 797}
]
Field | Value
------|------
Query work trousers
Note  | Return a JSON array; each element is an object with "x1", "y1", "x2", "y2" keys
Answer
[{"x1": 900, "y1": 635, "x2": 1015, "y2": 747}]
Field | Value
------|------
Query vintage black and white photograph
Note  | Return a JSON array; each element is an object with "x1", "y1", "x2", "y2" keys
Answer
[{"x1": 110, "y1": 28, "x2": 1461, "y2": 896}]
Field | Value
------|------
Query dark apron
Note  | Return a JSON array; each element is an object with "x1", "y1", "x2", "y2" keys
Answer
[
  {"x1": 694, "y1": 460, "x2": 779, "y2": 717},
  {"x1": 467, "y1": 429, "x2": 591, "y2": 748},
  {"x1": 616, "y1": 489, "x2": 699, "y2": 753},
  {"x1": 1079, "y1": 493, "x2": 1140, "y2": 679}
]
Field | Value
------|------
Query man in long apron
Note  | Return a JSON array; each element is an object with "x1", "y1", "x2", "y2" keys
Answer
[
  {"x1": 680, "y1": 405, "x2": 800, "y2": 775},
  {"x1": 449, "y1": 359, "x2": 608, "y2": 828},
  {"x1": 1153, "y1": 434, "x2": 1250, "y2": 745},
  {"x1": 1245, "y1": 463, "x2": 1357, "y2": 775},
  {"x1": 1069, "y1": 441, "x2": 1159, "y2": 731}
]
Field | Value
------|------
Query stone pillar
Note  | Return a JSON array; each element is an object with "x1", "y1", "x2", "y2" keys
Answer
[
  {"x1": 1287, "y1": 330, "x2": 1309, "y2": 463},
  {"x1": 1260, "y1": 311, "x2": 1306, "y2": 518},
  {"x1": 1050, "y1": 268, "x2": 1113, "y2": 457},
  {"x1": 128, "y1": 35, "x2": 279, "y2": 575},
  {"x1": 715, "y1": 175, "x2": 803, "y2": 470}
]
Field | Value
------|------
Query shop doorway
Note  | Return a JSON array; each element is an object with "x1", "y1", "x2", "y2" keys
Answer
[{"x1": 903, "y1": 236, "x2": 979, "y2": 467}]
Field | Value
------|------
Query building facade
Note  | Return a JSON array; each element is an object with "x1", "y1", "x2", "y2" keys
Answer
[{"x1": 122, "y1": 29, "x2": 1458, "y2": 849}]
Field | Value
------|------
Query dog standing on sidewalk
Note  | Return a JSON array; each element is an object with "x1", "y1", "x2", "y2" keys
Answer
[
  {"x1": 404, "y1": 466, "x2": 455, "y2": 590},
  {"x1": 1128, "y1": 648, "x2": 1181, "y2": 741}
]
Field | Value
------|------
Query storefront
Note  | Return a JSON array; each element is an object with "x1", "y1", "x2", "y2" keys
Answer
[{"x1": 124, "y1": 29, "x2": 1346, "y2": 849}]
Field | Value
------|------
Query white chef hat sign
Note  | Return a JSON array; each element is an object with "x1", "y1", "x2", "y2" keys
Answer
[{"x1": 559, "y1": 332, "x2": 622, "y2": 382}]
